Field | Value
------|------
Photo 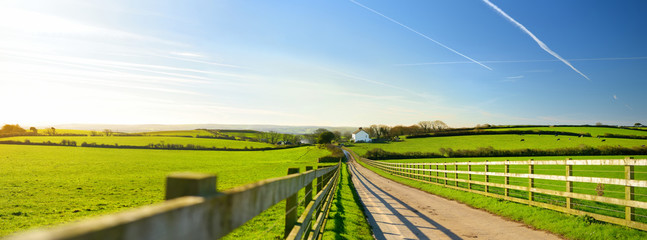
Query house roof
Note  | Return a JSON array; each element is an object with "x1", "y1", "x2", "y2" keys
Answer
[{"x1": 353, "y1": 128, "x2": 367, "y2": 134}]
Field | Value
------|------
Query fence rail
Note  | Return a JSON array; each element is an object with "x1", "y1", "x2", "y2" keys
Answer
[
  {"x1": 6, "y1": 162, "x2": 341, "y2": 240},
  {"x1": 358, "y1": 155, "x2": 647, "y2": 231}
]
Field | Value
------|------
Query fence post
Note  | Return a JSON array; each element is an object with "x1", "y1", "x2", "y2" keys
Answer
[
  {"x1": 565, "y1": 158, "x2": 572, "y2": 210},
  {"x1": 436, "y1": 164, "x2": 439, "y2": 183},
  {"x1": 528, "y1": 159, "x2": 534, "y2": 204},
  {"x1": 504, "y1": 160, "x2": 510, "y2": 197},
  {"x1": 285, "y1": 168, "x2": 300, "y2": 238},
  {"x1": 443, "y1": 164, "x2": 448, "y2": 186},
  {"x1": 626, "y1": 157, "x2": 635, "y2": 223},
  {"x1": 165, "y1": 173, "x2": 217, "y2": 200},
  {"x1": 484, "y1": 160, "x2": 489, "y2": 193},
  {"x1": 468, "y1": 162, "x2": 472, "y2": 190},
  {"x1": 305, "y1": 166, "x2": 313, "y2": 205},
  {"x1": 454, "y1": 162, "x2": 458, "y2": 187},
  {"x1": 317, "y1": 166, "x2": 324, "y2": 193}
]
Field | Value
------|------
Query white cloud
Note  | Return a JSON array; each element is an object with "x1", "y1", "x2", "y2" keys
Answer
[
  {"x1": 169, "y1": 52, "x2": 204, "y2": 58},
  {"x1": 0, "y1": 7, "x2": 180, "y2": 46},
  {"x1": 350, "y1": 0, "x2": 492, "y2": 70},
  {"x1": 482, "y1": 0, "x2": 590, "y2": 80},
  {"x1": 506, "y1": 75, "x2": 524, "y2": 79},
  {"x1": 396, "y1": 57, "x2": 647, "y2": 66}
]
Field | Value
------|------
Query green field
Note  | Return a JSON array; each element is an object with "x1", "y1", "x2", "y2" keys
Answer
[
  {"x1": 0, "y1": 144, "x2": 329, "y2": 238},
  {"x1": 35, "y1": 129, "x2": 93, "y2": 135},
  {"x1": 139, "y1": 129, "x2": 215, "y2": 137},
  {"x1": 349, "y1": 134, "x2": 647, "y2": 156},
  {"x1": 2, "y1": 135, "x2": 275, "y2": 149},
  {"x1": 485, "y1": 126, "x2": 647, "y2": 137},
  {"x1": 356, "y1": 157, "x2": 647, "y2": 240},
  {"x1": 375, "y1": 154, "x2": 647, "y2": 224},
  {"x1": 218, "y1": 130, "x2": 261, "y2": 139}
]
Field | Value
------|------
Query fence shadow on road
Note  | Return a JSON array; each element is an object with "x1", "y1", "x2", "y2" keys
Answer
[{"x1": 348, "y1": 162, "x2": 462, "y2": 240}]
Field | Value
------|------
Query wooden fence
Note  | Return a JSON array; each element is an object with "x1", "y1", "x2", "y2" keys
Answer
[
  {"x1": 359, "y1": 156, "x2": 647, "y2": 231},
  {"x1": 6, "y1": 162, "x2": 341, "y2": 240}
]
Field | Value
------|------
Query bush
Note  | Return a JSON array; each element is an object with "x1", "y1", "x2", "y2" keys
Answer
[
  {"x1": 362, "y1": 145, "x2": 647, "y2": 159},
  {"x1": 318, "y1": 144, "x2": 346, "y2": 163},
  {"x1": 408, "y1": 130, "x2": 591, "y2": 139}
]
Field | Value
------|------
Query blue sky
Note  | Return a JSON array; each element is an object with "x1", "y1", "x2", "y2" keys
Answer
[{"x1": 1, "y1": 0, "x2": 645, "y2": 127}]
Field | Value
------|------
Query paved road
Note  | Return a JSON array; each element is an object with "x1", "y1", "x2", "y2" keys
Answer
[{"x1": 344, "y1": 150, "x2": 561, "y2": 240}]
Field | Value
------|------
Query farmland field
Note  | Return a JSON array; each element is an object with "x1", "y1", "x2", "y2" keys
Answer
[
  {"x1": 349, "y1": 134, "x2": 647, "y2": 156},
  {"x1": 2, "y1": 135, "x2": 275, "y2": 149},
  {"x1": 35, "y1": 129, "x2": 93, "y2": 135},
  {"x1": 355, "y1": 155, "x2": 647, "y2": 239},
  {"x1": 485, "y1": 126, "x2": 647, "y2": 137},
  {"x1": 139, "y1": 129, "x2": 215, "y2": 137},
  {"x1": 0, "y1": 144, "x2": 330, "y2": 238},
  {"x1": 370, "y1": 154, "x2": 647, "y2": 223},
  {"x1": 218, "y1": 130, "x2": 261, "y2": 139}
]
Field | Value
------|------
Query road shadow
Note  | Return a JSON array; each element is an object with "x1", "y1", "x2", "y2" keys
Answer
[{"x1": 348, "y1": 160, "x2": 462, "y2": 240}]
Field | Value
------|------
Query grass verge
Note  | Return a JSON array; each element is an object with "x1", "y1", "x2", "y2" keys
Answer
[
  {"x1": 322, "y1": 162, "x2": 373, "y2": 240},
  {"x1": 355, "y1": 158, "x2": 647, "y2": 240}
]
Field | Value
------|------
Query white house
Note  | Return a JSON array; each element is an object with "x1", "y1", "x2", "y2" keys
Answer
[{"x1": 351, "y1": 127, "x2": 371, "y2": 142}]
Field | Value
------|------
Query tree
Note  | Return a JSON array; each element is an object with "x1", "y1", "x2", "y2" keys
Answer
[
  {"x1": 332, "y1": 131, "x2": 342, "y2": 142},
  {"x1": 390, "y1": 125, "x2": 406, "y2": 137},
  {"x1": 368, "y1": 125, "x2": 380, "y2": 139},
  {"x1": 0, "y1": 124, "x2": 26, "y2": 134},
  {"x1": 317, "y1": 131, "x2": 336, "y2": 144},
  {"x1": 103, "y1": 129, "x2": 113, "y2": 136},
  {"x1": 378, "y1": 125, "x2": 391, "y2": 139},
  {"x1": 405, "y1": 125, "x2": 422, "y2": 135},
  {"x1": 636, "y1": 123, "x2": 643, "y2": 127},
  {"x1": 45, "y1": 127, "x2": 56, "y2": 136},
  {"x1": 418, "y1": 121, "x2": 433, "y2": 133},
  {"x1": 29, "y1": 127, "x2": 37, "y2": 134},
  {"x1": 431, "y1": 120, "x2": 449, "y2": 132},
  {"x1": 341, "y1": 131, "x2": 352, "y2": 142}
]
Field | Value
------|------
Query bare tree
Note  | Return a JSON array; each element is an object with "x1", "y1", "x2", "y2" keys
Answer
[
  {"x1": 103, "y1": 129, "x2": 113, "y2": 136},
  {"x1": 418, "y1": 121, "x2": 433, "y2": 133},
  {"x1": 368, "y1": 125, "x2": 380, "y2": 139},
  {"x1": 378, "y1": 125, "x2": 391, "y2": 139},
  {"x1": 45, "y1": 127, "x2": 56, "y2": 136},
  {"x1": 432, "y1": 120, "x2": 449, "y2": 132}
]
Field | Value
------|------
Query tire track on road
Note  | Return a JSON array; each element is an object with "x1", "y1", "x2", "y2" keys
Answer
[{"x1": 345, "y1": 150, "x2": 561, "y2": 240}]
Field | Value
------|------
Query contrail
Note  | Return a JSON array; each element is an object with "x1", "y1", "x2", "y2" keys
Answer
[
  {"x1": 395, "y1": 56, "x2": 647, "y2": 66},
  {"x1": 349, "y1": 0, "x2": 492, "y2": 70},
  {"x1": 481, "y1": 0, "x2": 590, "y2": 80}
]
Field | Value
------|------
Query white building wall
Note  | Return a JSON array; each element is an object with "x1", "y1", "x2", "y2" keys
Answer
[{"x1": 352, "y1": 131, "x2": 371, "y2": 142}]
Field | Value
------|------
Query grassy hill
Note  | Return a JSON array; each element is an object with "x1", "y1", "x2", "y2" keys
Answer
[
  {"x1": 349, "y1": 134, "x2": 647, "y2": 156},
  {"x1": 139, "y1": 129, "x2": 215, "y2": 137},
  {"x1": 0, "y1": 144, "x2": 330, "y2": 238},
  {"x1": 3, "y1": 135, "x2": 275, "y2": 149},
  {"x1": 484, "y1": 126, "x2": 647, "y2": 137}
]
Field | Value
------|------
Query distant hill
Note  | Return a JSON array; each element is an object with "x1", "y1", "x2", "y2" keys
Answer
[{"x1": 44, "y1": 124, "x2": 358, "y2": 135}]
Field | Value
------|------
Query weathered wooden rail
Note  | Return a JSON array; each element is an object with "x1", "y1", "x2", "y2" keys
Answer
[
  {"x1": 358, "y1": 155, "x2": 647, "y2": 231},
  {"x1": 6, "y1": 162, "x2": 341, "y2": 240}
]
